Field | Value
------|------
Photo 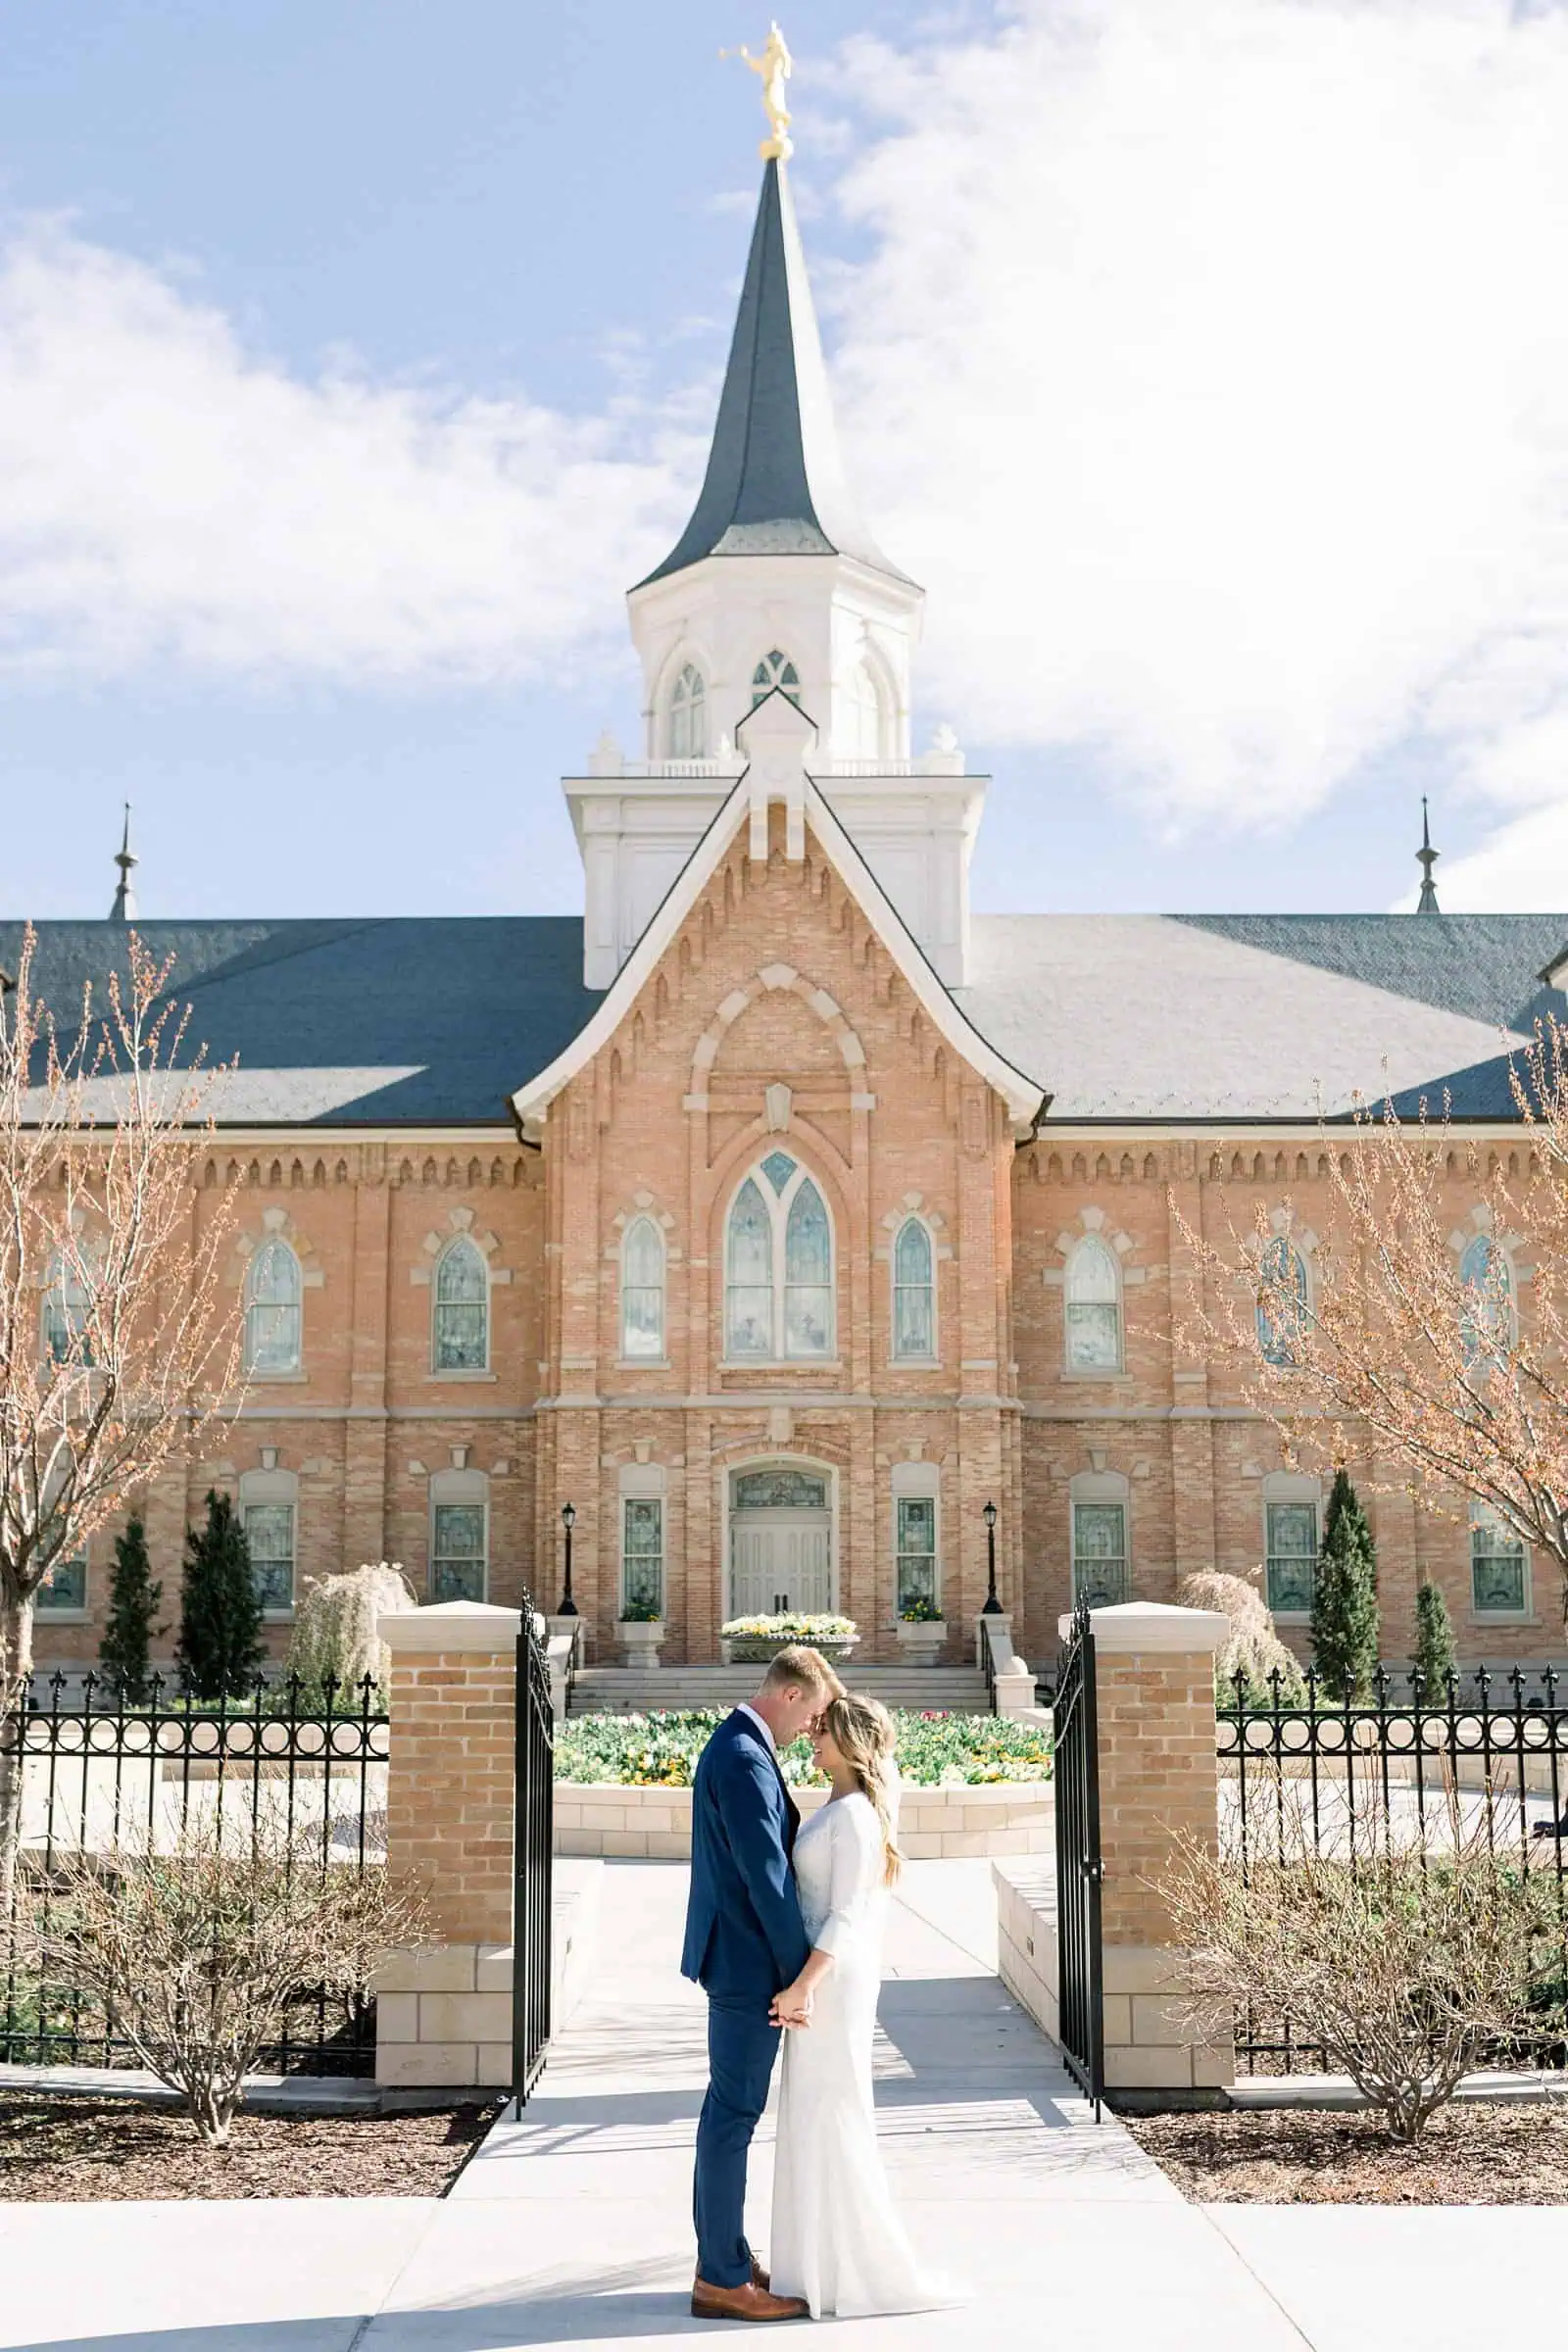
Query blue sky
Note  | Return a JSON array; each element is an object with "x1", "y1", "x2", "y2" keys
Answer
[{"x1": 3, "y1": 0, "x2": 1568, "y2": 924}]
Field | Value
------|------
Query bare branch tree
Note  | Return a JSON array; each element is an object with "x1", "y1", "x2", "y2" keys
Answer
[
  {"x1": 0, "y1": 927, "x2": 245, "y2": 1899},
  {"x1": 1175, "y1": 1023, "x2": 1568, "y2": 1627}
]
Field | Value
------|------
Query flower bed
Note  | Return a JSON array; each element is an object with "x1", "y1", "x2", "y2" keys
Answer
[{"x1": 555, "y1": 1708, "x2": 1052, "y2": 1788}]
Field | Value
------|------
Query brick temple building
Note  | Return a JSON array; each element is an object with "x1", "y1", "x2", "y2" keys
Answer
[{"x1": 12, "y1": 154, "x2": 1568, "y2": 1682}]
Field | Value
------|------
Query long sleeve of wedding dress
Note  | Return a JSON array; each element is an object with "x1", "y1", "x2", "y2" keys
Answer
[{"x1": 768, "y1": 1788, "x2": 963, "y2": 2320}]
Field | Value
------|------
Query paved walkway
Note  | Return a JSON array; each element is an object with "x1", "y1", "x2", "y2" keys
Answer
[{"x1": 5, "y1": 1860, "x2": 1568, "y2": 2350}]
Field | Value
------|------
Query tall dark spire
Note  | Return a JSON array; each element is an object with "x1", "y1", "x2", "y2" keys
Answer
[
  {"x1": 1415, "y1": 797, "x2": 1440, "y2": 915},
  {"x1": 637, "y1": 159, "x2": 909, "y2": 588},
  {"x1": 109, "y1": 802, "x2": 138, "y2": 922}
]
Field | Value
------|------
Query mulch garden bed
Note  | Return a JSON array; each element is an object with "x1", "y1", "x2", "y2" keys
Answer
[
  {"x1": 1125, "y1": 2099, "x2": 1568, "y2": 2203},
  {"x1": 0, "y1": 2090, "x2": 504, "y2": 2201}
]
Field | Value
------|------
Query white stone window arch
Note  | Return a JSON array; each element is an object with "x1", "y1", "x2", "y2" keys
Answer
[
  {"x1": 891, "y1": 1217, "x2": 937, "y2": 1361},
  {"x1": 666, "y1": 661, "x2": 708, "y2": 759},
  {"x1": 619, "y1": 1461, "x2": 666, "y2": 1618},
  {"x1": 239, "y1": 1462, "x2": 298, "y2": 1617},
  {"x1": 843, "y1": 657, "x2": 886, "y2": 762},
  {"x1": 619, "y1": 1214, "x2": 666, "y2": 1361},
  {"x1": 428, "y1": 1464, "x2": 489, "y2": 1603},
  {"x1": 432, "y1": 1233, "x2": 490, "y2": 1373},
  {"x1": 751, "y1": 649, "x2": 802, "y2": 709},
  {"x1": 892, "y1": 1460, "x2": 941, "y2": 1616},
  {"x1": 1064, "y1": 1234, "x2": 1123, "y2": 1375},
  {"x1": 1069, "y1": 1469, "x2": 1130, "y2": 1608},
  {"x1": 1261, "y1": 1469, "x2": 1321, "y2": 1620},
  {"x1": 724, "y1": 1150, "x2": 834, "y2": 1361},
  {"x1": 244, "y1": 1238, "x2": 303, "y2": 1375}
]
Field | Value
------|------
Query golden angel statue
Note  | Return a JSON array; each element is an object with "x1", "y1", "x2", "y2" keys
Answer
[{"x1": 724, "y1": 22, "x2": 794, "y2": 160}]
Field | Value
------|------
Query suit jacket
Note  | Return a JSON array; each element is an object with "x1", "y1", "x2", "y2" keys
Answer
[{"x1": 680, "y1": 1708, "x2": 811, "y2": 1996}]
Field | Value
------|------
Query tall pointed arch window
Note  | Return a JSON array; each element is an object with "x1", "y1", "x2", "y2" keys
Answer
[
  {"x1": 1256, "y1": 1236, "x2": 1308, "y2": 1368},
  {"x1": 667, "y1": 662, "x2": 707, "y2": 758},
  {"x1": 433, "y1": 1235, "x2": 489, "y2": 1372},
  {"x1": 751, "y1": 650, "x2": 802, "y2": 709},
  {"x1": 725, "y1": 1152, "x2": 833, "y2": 1360},
  {"x1": 1064, "y1": 1236, "x2": 1122, "y2": 1374},
  {"x1": 244, "y1": 1238, "x2": 302, "y2": 1375},
  {"x1": 892, "y1": 1218, "x2": 935, "y2": 1360},
  {"x1": 620, "y1": 1215, "x2": 666, "y2": 1360},
  {"x1": 1460, "y1": 1234, "x2": 1514, "y2": 1373}
]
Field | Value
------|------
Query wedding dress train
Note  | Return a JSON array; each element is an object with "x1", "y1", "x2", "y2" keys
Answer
[{"x1": 769, "y1": 1781, "x2": 964, "y2": 2320}]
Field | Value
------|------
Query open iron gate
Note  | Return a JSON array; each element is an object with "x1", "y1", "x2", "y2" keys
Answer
[
  {"x1": 511, "y1": 1599, "x2": 555, "y2": 2103},
  {"x1": 1053, "y1": 1602, "x2": 1104, "y2": 2118}
]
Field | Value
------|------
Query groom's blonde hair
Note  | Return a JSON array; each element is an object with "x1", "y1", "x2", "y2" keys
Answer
[{"x1": 760, "y1": 1645, "x2": 844, "y2": 1703}]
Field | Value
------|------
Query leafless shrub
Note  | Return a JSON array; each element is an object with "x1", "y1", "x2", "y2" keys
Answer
[
  {"x1": 1159, "y1": 1776, "x2": 1560, "y2": 2141},
  {"x1": 17, "y1": 1807, "x2": 428, "y2": 2143}
]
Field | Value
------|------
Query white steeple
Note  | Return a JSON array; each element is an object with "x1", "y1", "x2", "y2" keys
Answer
[{"x1": 564, "y1": 149, "x2": 985, "y2": 990}]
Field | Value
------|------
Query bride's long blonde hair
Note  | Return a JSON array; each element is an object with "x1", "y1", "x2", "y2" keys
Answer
[{"x1": 823, "y1": 1693, "x2": 902, "y2": 1886}]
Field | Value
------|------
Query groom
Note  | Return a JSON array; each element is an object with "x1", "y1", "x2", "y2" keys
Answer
[{"x1": 682, "y1": 1645, "x2": 843, "y2": 2324}]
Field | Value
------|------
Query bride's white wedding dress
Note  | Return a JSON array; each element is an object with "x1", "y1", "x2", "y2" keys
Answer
[{"x1": 769, "y1": 1779, "x2": 963, "y2": 2320}]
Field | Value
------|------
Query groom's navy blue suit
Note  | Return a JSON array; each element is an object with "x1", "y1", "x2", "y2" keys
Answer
[{"x1": 682, "y1": 1707, "x2": 811, "y2": 2290}]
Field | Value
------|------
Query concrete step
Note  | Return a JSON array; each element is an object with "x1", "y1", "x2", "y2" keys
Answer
[{"x1": 568, "y1": 1666, "x2": 992, "y2": 1717}]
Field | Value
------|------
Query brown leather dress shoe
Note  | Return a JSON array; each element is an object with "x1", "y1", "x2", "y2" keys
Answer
[
  {"x1": 691, "y1": 2277, "x2": 808, "y2": 2323},
  {"x1": 692, "y1": 2259, "x2": 771, "y2": 2294}
]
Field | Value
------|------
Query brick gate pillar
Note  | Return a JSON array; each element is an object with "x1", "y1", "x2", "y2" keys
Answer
[
  {"x1": 1079, "y1": 1600, "x2": 1234, "y2": 2100},
  {"x1": 373, "y1": 1599, "x2": 521, "y2": 2089}
]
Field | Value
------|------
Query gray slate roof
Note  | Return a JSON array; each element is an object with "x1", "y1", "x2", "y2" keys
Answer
[
  {"x1": 6, "y1": 909, "x2": 1564, "y2": 1129},
  {"x1": 636, "y1": 160, "x2": 911, "y2": 588}
]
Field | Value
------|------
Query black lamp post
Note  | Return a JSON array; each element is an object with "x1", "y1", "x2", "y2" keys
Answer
[
  {"x1": 981, "y1": 1498, "x2": 1002, "y2": 1614},
  {"x1": 558, "y1": 1499, "x2": 578, "y2": 1617}
]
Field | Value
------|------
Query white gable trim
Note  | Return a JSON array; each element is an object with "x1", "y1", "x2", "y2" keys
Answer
[{"x1": 511, "y1": 710, "x2": 1045, "y2": 1139}]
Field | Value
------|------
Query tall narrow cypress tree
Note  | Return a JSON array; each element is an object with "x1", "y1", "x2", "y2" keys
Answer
[
  {"x1": 1413, "y1": 1579, "x2": 1457, "y2": 1697},
  {"x1": 1311, "y1": 1467, "x2": 1380, "y2": 1704},
  {"x1": 175, "y1": 1491, "x2": 265, "y2": 1701},
  {"x1": 98, "y1": 1516, "x2": 164, "y2": 1705}
]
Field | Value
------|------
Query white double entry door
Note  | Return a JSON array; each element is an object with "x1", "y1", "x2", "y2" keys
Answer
[{"x1": 729, "y1": 1507, "x2": 834, "y2": 1618}]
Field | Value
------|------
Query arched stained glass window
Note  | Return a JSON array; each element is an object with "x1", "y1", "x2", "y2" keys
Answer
[
  {"x1": 668, "y1": 662, "x2": 707, "y2": 758},
  {"x1": 1460, "y1": 1234, "x2": 1513, "y2": 1371},
  {"x1": 725, "y1": 1153, "x2": 834, "y2": 1360},
  {"x1": 1256, "y1": 1236, "x2": 1308, "y2": 1368},
  {"x1": 751, "y1": 649, "x2": 802, "y2": 709},
  {"x1": 892, "y1": 1219, "x2": 935, "y2": 1359},
  {"x1": 620, "y1": 1215, "x2": 666, "y2": 1359},
  {"x1": 1064, "y1": 1235, "x2": 1121, "y2": 1373},
  {"x1": 433, "y1": 1234, "x2": 488, "y2": 1372},
  {"x1": 244, "y1": 1238, "x2": 302, "y2": 1375},
  {"x1": 41, "y1": 1254, "x2": 94, "y2": 1369}
]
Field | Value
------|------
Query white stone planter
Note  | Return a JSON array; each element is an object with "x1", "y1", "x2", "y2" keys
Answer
[
  {"x1": 895, "y1": 1619, "x2": 948, "y2": 1666},
  {"x1": 616, "y1": 1619, "x2": 665, "y2": 1668}
]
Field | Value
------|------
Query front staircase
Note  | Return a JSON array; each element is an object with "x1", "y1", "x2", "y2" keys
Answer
[{"x1": 567, "y1": 1664, "x2": 991, "y2": 1716}]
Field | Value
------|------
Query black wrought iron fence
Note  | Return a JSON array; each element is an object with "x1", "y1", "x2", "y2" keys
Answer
[
  {"x1": 1053, "y1": 1602, "x2": 1104, "y2": 2117},
  {"x1": 1218, "y1": 1664, "x2": 1568, "y2": 2074},
  {"x1": 1, "y1": 1669, "x2": 390, "y2": 2076},
  {"x1": 512, "y1": 1602, "x2": 555, "y2": 2103}
]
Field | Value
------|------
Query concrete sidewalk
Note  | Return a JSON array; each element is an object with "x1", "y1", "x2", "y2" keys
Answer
[{"x1": 5, "y1": 1859, "x2": 1568, "y2": 2350}]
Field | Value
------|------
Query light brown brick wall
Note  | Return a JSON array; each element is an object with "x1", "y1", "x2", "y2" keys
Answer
[{"x1": 384, "y1": 1644, "x2": 515, "y2": 1945}]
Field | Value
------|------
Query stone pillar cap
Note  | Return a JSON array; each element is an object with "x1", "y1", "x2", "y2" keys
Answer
[
  {"x1": 379, "y1": 1599, "x2": 524, "y2": 1652},
  {"x1": 1056, "y1": 1601, "x2": 1230, "y2": 1655}
]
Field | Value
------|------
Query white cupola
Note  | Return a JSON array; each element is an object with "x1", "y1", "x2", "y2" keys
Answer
[{"x1": 564, "y1": 154, "x2": 986, "y2": 990}]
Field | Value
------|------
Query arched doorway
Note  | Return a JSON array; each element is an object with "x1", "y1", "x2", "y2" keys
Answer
[{"x1": 728, "y1": 1463, "x2": 834, "y2": 1618}]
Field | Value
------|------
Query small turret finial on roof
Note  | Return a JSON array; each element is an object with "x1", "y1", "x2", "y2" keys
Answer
[
  {"x1": 1415, "y1": 797, "x2": 1440, "y2": 914},
  {"x1": 723, "y1": 22, "x2": 793, "y2": 159},
  {"x1": 110, "y1": 802, "x2": 138, "y2": 922}
]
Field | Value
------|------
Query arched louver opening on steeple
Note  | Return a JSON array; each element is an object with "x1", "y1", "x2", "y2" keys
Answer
[
  {"x1": 667, "y1": 662, "x2": 708, "y2": 758},
  {"x1": 751, "y1": 650, "x2": 801, "y2": 710}
]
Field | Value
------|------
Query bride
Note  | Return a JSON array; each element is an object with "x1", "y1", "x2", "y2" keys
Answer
[{"x1": 767, "y1": 1693, "x2": 964, "y2": 2320}]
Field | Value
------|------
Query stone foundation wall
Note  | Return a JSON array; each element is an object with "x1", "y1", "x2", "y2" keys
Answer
[{"x1": 555, "y1": 1778, "x2": 1053, "y2": 1861}]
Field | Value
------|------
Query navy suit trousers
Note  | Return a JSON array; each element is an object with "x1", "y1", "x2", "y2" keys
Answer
[{"x1": 693, "y1": 1993, "x2": 782, "y2": 2289}]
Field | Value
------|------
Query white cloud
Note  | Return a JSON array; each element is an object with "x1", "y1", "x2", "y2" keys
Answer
[
  {"x1": 0, "y1": 222, "x2": 694, "y2": 685},
  {"x1": 823, "y1": 0, "x2": 1568, "y2": 891}
]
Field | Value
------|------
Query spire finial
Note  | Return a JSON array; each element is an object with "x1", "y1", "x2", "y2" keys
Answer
[
  {"x1": 722, "y1": 22, "x2": 793, "y2": 159},
  {"x1": 1415, "y1": 795, "x2": 1440, "y2": 915},
  {"x1": 110, "y1": 801, "x2": 138, "y2": 922}
]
